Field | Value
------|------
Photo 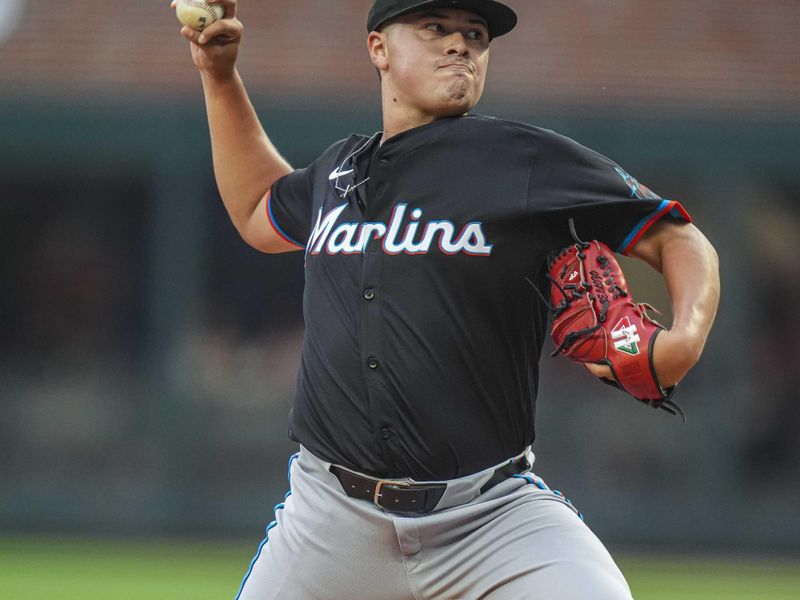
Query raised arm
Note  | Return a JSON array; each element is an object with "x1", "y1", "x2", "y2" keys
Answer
[{"x1": 172, "y1": 0, "x2": 298, "y2": 253}]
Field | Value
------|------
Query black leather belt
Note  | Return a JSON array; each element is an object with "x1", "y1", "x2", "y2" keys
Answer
[{"x1": 329, "y1": 454, "x2": 531, "y2": 514}]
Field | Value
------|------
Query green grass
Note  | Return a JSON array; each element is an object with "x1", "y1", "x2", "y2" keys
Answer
[
  {"x1": 620, "y1": 555, "x2": 800, "y2": 600},
  {"x1": 1, "y1": 536, "x2": 799, "y2": 599},
  {"x1": 0, "y1": 537, "x2": 253, "y2": 600}
]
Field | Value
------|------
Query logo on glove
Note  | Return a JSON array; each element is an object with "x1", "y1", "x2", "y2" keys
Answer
[{"x1": 611, "y1": 317, "x2": 641, "y2": 355}]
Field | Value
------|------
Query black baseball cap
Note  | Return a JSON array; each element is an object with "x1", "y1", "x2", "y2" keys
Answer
[{"x1": 368, "y1": 0, "x2": 518, "y2": 39}]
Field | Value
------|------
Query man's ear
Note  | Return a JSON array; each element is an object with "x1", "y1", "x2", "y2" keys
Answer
[{"x1": 368, "y1": 31, "x2": 389, "y2": 74}]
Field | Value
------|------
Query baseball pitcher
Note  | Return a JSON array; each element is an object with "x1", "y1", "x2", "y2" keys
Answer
[{"x1": 173, "y1": 1, "x2": 720, "y2": 598}]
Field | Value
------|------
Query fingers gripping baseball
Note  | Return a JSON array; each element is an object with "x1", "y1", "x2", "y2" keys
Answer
[
  {"x1": 172, "y1": 0, "x2": 242, "y2": 79},
  {"x1": 180, "y1": 19, "x2": 243, "y2": 46}
]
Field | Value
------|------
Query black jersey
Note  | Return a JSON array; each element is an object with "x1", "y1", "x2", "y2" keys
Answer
[{"x1": 268, "y1": 114, "x2": 690, "y2": 481}]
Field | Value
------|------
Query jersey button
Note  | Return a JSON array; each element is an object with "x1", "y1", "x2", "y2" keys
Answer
[
  {"x1": 367, "y1": 356, "x2": 380, "y2": 370},
  {"x1": 363, "y1": 288, "x2": 376, "y2": 301},
  {"x1": 380, "y1": 427, "x2": 391, "y2": 440}
]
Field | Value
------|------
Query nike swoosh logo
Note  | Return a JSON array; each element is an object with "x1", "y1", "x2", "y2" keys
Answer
[{"x1": 329, "y1": 168, "x2": 354, "y2": 181}]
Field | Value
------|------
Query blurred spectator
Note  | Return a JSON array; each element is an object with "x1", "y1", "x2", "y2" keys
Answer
[
  {"x1": 740, "y1": 182, "x2": 800, "y2": 486},
  {"x1": 170, "y1": 306, "x2": 302, "y2": 411},
  {"x1": 0, "y1": 180, "x2": 145, "y2": 366}
]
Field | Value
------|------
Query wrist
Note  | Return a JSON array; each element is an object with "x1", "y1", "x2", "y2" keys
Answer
[
  {"x1": 201, "y1": 67, "x2": 240, "y2": 89},
  {"x1": 666, "y1": 326, "x2": 705, "y2": 365},
  {"x1": 653, "y1": 329, "x2": 701, "y2": 389}
]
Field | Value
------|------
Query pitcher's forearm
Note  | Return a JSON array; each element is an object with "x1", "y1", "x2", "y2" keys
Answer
[
  {"x1": 201, "y1": 70, "x2": 292, "y2": 230},
  {"x1": 660, "y1": 225, "x2": 720, "y2": 359},
  {"x1": 627, "y1": 221, "x2": 720, "y2": 386}
]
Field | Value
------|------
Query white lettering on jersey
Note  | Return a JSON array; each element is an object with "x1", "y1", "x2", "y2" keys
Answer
[
  {"x1": 307, "y1": 203, "x2": 349, "y2": 255},
  {"x1": 306, "y1": 203, "x2": 493, "y2": 257},
  {"x1": 383, "y1": 204, "x2": 408, "y2": 255},
  {"x1": 326, "y1": 222, "x2": 361, "y2": 254},
  {"x1": 358, "y1": 222, "x2": 388, "y2": 249}
]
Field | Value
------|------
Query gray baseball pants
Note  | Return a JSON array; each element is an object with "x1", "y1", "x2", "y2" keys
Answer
[{"x1": 235, "y1": 447, "x2": 633, "y2": 600}]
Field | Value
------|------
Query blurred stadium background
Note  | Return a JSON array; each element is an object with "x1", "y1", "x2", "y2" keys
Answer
[{"x1": 1, "y1": 0, "x2": 799, "y2": 597}]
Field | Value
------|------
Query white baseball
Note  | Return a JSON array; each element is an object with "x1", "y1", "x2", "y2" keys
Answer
[{"x1": 175, "y1": 0, "x2": 225, "y2": 31}]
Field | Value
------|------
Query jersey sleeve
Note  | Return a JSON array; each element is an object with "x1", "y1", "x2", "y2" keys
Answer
[
  {"x1": 267, "y1": 163, "x2": 318, "y2": 248},
  {"x1": 528, "y1": 130, "x2": 691, "y2": 255}
]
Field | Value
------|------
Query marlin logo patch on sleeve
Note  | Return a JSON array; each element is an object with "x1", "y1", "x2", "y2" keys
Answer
[
  {"x1": 614, "y1": 167, "x2": 660, "y2": 201},
  {"x1": 611, "y1": 317, "x2": 641, "y2": 355}
]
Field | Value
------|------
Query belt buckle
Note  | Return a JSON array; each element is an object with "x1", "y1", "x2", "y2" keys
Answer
[{"x1": 373, "y1": 479, "x2": 411, "y2": 508}]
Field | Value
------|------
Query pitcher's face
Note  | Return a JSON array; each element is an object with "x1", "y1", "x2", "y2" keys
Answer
[{"x1": 373, "y1": 8, "x2": 491, "y2": 117}]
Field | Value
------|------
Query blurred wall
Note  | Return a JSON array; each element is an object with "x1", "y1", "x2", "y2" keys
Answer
[{"x1": 1, "y1": 0, "x2": 799, "y2": 551}]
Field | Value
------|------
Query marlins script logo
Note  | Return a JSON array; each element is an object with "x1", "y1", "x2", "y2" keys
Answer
[{"x1": 306, "y1": 203, "x2": 494, "y2": 257}]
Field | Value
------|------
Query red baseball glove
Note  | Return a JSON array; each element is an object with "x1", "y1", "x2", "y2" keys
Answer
[{"x1": 534, "y1": 220, "x2": 684, "y2": 418}]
